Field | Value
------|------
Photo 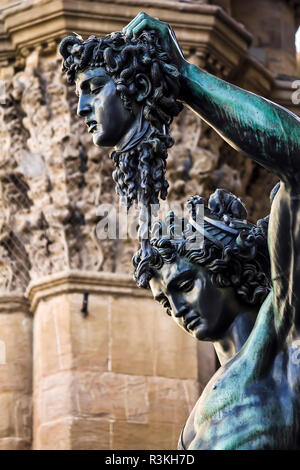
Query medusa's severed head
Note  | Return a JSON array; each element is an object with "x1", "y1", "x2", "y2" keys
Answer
[{"x1": 59, "y1": 31, "x2": 183, "y2": 211}]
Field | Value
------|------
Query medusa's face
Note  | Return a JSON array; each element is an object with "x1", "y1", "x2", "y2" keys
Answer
[
  {"x1": 76, "y1": 67, "x2": 136, "y2": 147},
  {"x1": 149, "y1": 256, "x2": 240, "y2": 341}
]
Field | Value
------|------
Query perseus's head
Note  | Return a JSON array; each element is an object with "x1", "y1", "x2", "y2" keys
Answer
[
  {"x1": 59, "y1": 30, "x2": 183, "y2": 210},
  {"x1": 133, "y1": 189, "x2": 271, "y2": 341}
]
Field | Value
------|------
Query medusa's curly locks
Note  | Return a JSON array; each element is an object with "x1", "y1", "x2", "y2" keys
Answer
[{"x1": 59, "y1": 31, "x2": 183, "y2": 209}]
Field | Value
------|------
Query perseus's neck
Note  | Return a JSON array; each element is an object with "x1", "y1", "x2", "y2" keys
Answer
[{"x1": 213, "y1": 308, "x2": 258, "y2": 366}]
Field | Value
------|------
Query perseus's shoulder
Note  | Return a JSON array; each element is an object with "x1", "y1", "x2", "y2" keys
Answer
[{"x1": 269, "y1": 178, "x2": 300, "y2": 214}]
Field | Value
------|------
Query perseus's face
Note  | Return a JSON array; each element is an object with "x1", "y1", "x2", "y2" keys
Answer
[
  {"x1": 75, "y1": 67, "x2": 136, "y2": 147},
  {"x1": 149, "y1": 256, "x2": 240, "y2": 341}
]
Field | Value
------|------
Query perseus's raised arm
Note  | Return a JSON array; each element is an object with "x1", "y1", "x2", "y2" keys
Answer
[
  {"x1": 180, "y1": 63, "x2": 300, "y2": 183},
  {"x1": 124, "y1": 13, "x2": 300, "y2": 185}
]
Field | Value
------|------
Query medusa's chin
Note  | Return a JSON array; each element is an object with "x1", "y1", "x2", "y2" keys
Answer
[{"x1": 92, "y1": 128, "x2": 119, "y2": 148}]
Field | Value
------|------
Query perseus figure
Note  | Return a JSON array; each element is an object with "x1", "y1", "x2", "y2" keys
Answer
[{"x1": 60, "y1": 13, "x2": 300, "y2": 449}]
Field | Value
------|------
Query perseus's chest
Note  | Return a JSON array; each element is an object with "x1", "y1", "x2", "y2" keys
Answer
[{"x1": 181, "y1": 351, "x2": 298, "y2": 450}]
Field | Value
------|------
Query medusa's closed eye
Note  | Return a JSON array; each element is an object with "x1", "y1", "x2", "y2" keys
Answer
[
  {"x1": 91, "y1": 86, "x2": 103, "y2": 94},
  {"x1": 90, "y1": 80, "x2": 107, "y2": 94}
]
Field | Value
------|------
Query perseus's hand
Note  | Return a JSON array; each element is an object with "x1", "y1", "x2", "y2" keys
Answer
[{"x1": 123, "y1": 12, "x2": 186, "y2": 73}]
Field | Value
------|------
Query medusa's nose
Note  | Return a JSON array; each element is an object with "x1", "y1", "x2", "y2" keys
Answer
[{"x1": 77, "y1": 95, "x2": 92, "y2": 117}]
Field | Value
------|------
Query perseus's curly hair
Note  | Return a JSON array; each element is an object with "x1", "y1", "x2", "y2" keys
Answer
[
  {"x1": 133, "y1": 190, "x2": 272, "y2": 306},
  {"x1": 59, "y1": 30, "x2": 183, "y2": 209}
]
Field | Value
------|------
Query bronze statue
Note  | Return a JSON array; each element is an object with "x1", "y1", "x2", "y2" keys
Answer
[{"x1": 60, "y1": 12, "x2": 300, "y2": 450}]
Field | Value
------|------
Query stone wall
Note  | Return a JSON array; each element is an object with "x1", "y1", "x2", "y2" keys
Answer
[
  {"x1": 230, "y1": 0, "x2": 297, "y2": 77},
  {"x1": 0, "y1": 297, "x2": 32, "y2": 449},
  {"x1": 28, "y1": 271, "x2": 215, "y2": 450},
  {"x1": 0, "y1": 0, "x2": 299, "y2": 450},
  {"x1": 213, "y1": 0, "x2": 300, "y2": 77}
]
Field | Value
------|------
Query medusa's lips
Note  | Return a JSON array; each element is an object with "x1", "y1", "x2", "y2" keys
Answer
[{"x1": 86, "y1": 120, "x2": 97, "y2": 133}]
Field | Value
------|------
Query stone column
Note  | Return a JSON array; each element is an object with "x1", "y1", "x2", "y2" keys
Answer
[
  {"x1": 0, "y1": 296, "x2": 32, "y2": 450},
  {"x1": 27, "y1": 270, "x2": 214, "y2": 450}
]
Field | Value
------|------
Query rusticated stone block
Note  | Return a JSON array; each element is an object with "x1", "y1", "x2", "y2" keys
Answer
[
  {"x1": 0, "y1": 312, "x2": 32, "y2": 393},
  {"x1": 112, "y1": 421, "x2": 181, "y2": 450},
  {"x1": 0, "y1": 438, "x2": 31, "y2": 450},
  {"x1": 0, "y1": 392, "x2": 32, "y2": 442},
  {"x1": 73, "y1": 371, "x2": 133, "y2": 421},
  {"x1": 34, "y1": 369, "x2": 199, "y2": 449},
  {"x1": 34, "y1": 293, "x2": 110, "y2": 382},
  {"x1": 34, "y1": 371, "x2": 73, "y2": 428},
  {"x1": 0, "y1": 300, "x2": 32, "y2": 450},
  {"x1": 34, "y1": 295, "x2": 73, "y2": 380},
  {"x1": 36, "y1": 416, "x2": 110, "y2": 450},
  {"x1": 146, "y1": 376, "x2": 200, "y2": 426},
  {"x1": 110, "y1": 296, "x2": 156, "y2": 377},
  {"x1": 31, "y1": 277, "x2": 214, "y2": 449},
  {"x1": 35, "y1": 417, "x2": 72, "y2": 450},
  {"x1": 72, "y1": 371, "x2": 198, "y2": 424},
  {"x1": 231, "y1": 0, "x2": 296, "y2": 76},
  {"x1": 70, "y1": 418, "x2": 110, "y2": 450},
  {"x1": 153, "y1": 307, "x2": 200, "y2": 380},
  {"x1": 110, "y1": 296, "x2": 199, "y2": 380},
  {"x1": 70, "y1": 293, "x2": 110, "y2": 371}
]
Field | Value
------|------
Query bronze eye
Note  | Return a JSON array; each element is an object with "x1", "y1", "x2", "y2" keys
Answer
[
  {"x1": 91, "y1": 86, "x2": 103, "y2": 94},
  {"x1": 177, "y1": 278, "x2": 194, "y2": 293},
  {"x1": 159, "y1": 297, "x2": 172, "y2": 317}
]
